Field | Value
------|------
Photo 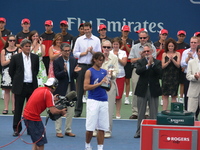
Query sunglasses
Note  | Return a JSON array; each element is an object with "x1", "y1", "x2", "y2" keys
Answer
[
  {"x1": 9, "y1": 39, "x2": 16, "y2": 42},
  {"x1": 139, "y1": 37, "x2": 147, "y2": 39},
  {"x1": 102, "y1": 46, "x2": 111, "y2": 49},
  {"x1": 143, "y1": 50, "x2": 150, "y2": 53}
]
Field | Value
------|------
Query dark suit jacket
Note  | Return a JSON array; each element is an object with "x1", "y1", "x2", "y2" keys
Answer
[
  {"x1": 53, "y1": 56, "x2": 78, "y2": 96},
  {"x1": 135, "y1": 57, "x2": 162, "y2": 98},
  {"x1": 9, "y1": 52, "x2": 39, "y2": 95}
]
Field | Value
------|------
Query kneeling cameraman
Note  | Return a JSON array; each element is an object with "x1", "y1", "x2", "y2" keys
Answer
[{"x1": 23, "y1": 78, "x2": 66, "y2": 150}]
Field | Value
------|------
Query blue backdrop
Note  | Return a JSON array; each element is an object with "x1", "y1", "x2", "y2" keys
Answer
[{"x1": 1, "y1": 0, "x2": 199, "y2": 43}]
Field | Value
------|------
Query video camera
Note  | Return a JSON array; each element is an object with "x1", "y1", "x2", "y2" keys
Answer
[{"x1": 47, "y1": 91, "x2": 77, "y2": 121}]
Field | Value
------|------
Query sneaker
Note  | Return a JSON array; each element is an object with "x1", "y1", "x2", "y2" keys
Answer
[
  {"x1": 179, "y1": 98, "x2": 183, "y2": 103},
  {"x1": 104, "y1": 132, "x2": 111, "y2": 138},
  {"x1": 160, "y1": 99, "x2": 163, "y2": 106},
  {"x1": 124, "y1": 97, "x2": 130, "y2": 105},
  {"x1": 85, "y1": 147, "x2": 92, "y2": 150},
  {"x1": 93, "y1": 130, "x2": 97, "y2": 137},
  {"x1": 82, "y1": 95, "x2": 87, "y2": 103},
  {"x1": 129, "y1": 91, "x2": 132, "y2": 96}
]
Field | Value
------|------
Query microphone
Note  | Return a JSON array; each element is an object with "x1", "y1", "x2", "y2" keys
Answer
[{"x1": 65, "y1": 91, "x2": 77, "y2": 102}]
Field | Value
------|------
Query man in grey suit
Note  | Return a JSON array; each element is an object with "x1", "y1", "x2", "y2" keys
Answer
[
  {"x1": 9, "y1": 39, "x2": 39, "y2": 136},
  {"x1": 186, "y1": 45, "x2": 200, "y2": 116},
  {"x1": 133, "y1": 43, "x2": 162, "y2": 138}
]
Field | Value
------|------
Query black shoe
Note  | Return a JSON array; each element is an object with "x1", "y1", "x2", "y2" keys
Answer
[
  {"x1": 13, "y1": 131, "x2": 19, "y2": 137},
  {"x1": 134, "y1": 134, "x2": 140, "y2": 138},
  {"x1": 74, "y1": 114, "x2": 81, "y2": 117}
]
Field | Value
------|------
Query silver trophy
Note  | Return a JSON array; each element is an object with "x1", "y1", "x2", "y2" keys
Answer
[{"x1": 100, "y1": 65, "x2": 114, "y2": 90}]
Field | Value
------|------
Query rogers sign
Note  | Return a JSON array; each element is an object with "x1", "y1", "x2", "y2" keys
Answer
[{"x1": 158, "y1": 130, "x2": 193, "y2": 149}]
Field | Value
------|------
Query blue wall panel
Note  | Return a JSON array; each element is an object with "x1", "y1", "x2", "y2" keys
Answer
[{"x1": 1, "y1": 0, "x2": 199, "y2": 43}]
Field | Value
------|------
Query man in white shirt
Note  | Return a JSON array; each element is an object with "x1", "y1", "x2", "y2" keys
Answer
[{"x1": 73, "y1": 22, "x2": 101, "y2": 117}]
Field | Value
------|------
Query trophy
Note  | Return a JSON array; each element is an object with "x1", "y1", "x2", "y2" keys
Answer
[{"x1": 100, "y1": 65, "x2": 114, "y2": 90}]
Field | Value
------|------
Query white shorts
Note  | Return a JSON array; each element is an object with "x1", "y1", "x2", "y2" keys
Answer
[{"x1": 86, "y1": 99, "x2": 109, "y2": 131}]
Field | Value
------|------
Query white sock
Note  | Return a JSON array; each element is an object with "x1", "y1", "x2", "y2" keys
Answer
[
  {"x1": 85, "y1": 142, "x2": 91, "y2": 148},
  {"x1": 97, "y1": 145, "x2": 103, "y2": 150}
]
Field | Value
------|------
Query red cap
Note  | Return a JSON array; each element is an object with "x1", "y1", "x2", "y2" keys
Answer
[
  {"x1": 177, "y1": 30, "x2": 186, "y2": 36},
  {"x1": 194, "y1": 32, "x2": 200, "y2": 36},
  {"x1": 45, "y1": 20, "x2": 53, "y2": 26},
  {"x1": 121, "y1": 25, "x2": 130, "y2": 32},
  {"x1": 79, "y1": 23, "x2": 84, "y2": 28},
  {"x1": 0, "y1": 17, "x2": 6, "y2": 23},
  {"x1": 60, "y1": 20, "x2": 68, "y2": 25},
  {"x1": 159, "y1": 29, "x2": 168, "y2": 35},
  {"x1": 135, "y1": 28, "x2": 147, "y2": 33},
  {"x1": 98, "y1": 24, "x2": 107, "y2": 30},
  {"x1": 21, "y1": 18, "x2": 30, "y2": 24}
]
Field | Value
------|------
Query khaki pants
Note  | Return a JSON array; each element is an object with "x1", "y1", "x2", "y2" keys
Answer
[{"x1": 55, "y1": 84, "x2": 74, "y2": 133}]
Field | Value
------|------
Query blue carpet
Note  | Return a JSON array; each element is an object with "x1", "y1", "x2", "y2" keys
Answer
[{"x1": 0, "y1": 115, "x2": 140, "y2": 150}]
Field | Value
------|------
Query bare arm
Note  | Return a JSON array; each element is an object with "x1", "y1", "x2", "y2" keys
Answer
[{"x1": 84, "y1": 70, "x2": 107, "y2": 91}]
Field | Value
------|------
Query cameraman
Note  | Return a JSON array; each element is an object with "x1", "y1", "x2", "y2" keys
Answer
[{"x1": 23, "y1": 78, "x2": 66, "y2": 150}]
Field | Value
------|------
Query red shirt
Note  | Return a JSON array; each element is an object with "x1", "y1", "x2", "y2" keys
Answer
[{"x1": 23, "y1": 87, "x2": 54, "y2": 121}]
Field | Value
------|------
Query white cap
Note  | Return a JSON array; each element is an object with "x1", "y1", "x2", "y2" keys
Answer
[{"x1": 44, "y1": 78, "x2": 58, "y2": 87}]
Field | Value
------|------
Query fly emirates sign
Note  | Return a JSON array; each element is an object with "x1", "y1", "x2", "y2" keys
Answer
[{"x1": 67, "y1": 17, "x2": 164, "y2": 33}]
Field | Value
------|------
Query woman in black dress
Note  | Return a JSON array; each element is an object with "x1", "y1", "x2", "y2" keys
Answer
[{"x1": 161, "y1": 38, "x2": 180, "y2": 110}]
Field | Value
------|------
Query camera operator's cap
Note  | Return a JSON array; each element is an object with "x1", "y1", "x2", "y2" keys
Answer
[
  {"x1": 44, "y1": 78, "x2": 58, "y2": 89},
  {"x1": 98, "y1": 24, "x2": 107, "y2": 31},
  {"x1": 135, "y1": 28, "x2": 147, "y2": 33},
  {"x1": 0, "y1": 17, "x2": 6, "y2": 23},
  {"x1": 159, "y1": 29, "x2": 168, "y2": 35},
  {"x1": 177, "y1": 30, "x2": 186, "y2": 36},
  {"x1": 121, "y1": 25, "x2": 130, "y2": 32},
  {"x1": 60, "y1": 20, "x2": 68, "y2": 25},
  {"x1": 45, "y1": 20, "x2": 53, "y2": 26},
  {"x1": 21, "y1": 18, "x2": 30, "y2": 24},
  {"x1": 194, "y1": 32, "x2": 200, "y2": 37}
]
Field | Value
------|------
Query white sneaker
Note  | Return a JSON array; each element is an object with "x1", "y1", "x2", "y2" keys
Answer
[
  {"x1": 179, "y1": 98, "x2": 183, "y2": 103},
  {"x1": 85, "y1": 147, "x2": 92, "y2": 150},
  {"x1": 93, "y1": 130, "x2": 97, "y2": 137},
  {"x1": 104, "y1": 132, "x2": 111, "y2": 138},
  {"x1": 160, "y1": 99, "x2": 163, "y2": 106},
  {"x1": 82, "y1": 95, "x2": 87, "y2": 103},
  {"x1": 124, "y1": 97, "x2": 130, "y2": 105},
  {"x1": 129, "y1": 91, "x2": 132, "y2": 96}
]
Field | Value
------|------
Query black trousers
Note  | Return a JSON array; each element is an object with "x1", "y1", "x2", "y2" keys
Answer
[
  {"x1": 13, "y1": 83, "x2": 34, "y2": 133},
  {"x1": 75, "y1": 64, "x2": 91, "y2": 116},
  {"x1": 42, "y1": 56, "x2": 50, "y2": 76}
]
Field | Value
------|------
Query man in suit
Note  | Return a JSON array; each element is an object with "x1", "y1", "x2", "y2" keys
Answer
[
  {"x1": 53, "y1": 43, "x2": 81, "y2": 138},
  {"x1": 9, "y1": 39, "x2": 39, "y2": 136},
  {"x1": 186, "y1": 45, "x2": 200, "y2": 116},
  {"x1": 134, "y1": 43, "x2": 162, "y2": 138}
]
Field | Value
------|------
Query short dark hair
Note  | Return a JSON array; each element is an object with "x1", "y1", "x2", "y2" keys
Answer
[
  {"x1": 196, "y1": 45, "x2": 200, "y2": 53},
  {"x1": 83, "y1": 22, "x2": 92, "y2": 28},
  {"x1": 91, "y1": 52, "x2": 105, "y2": 65},
  {"x1": 60, "y1": 43, "x2": 71, "y2": 51},
  {"x1": 111, "y1": 37, "x2": 122, "y2": 48},
  {"x1": 20, "y1": 39, "x2": 31, "y2": 47}
]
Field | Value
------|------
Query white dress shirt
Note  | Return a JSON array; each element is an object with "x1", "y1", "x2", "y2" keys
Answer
[
  {"x1": 22, "y1": 52, "x2": 32, "y2": 83},
  {"x1": 73, "y1": 34, "x2": 101, "y2": 64}
]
